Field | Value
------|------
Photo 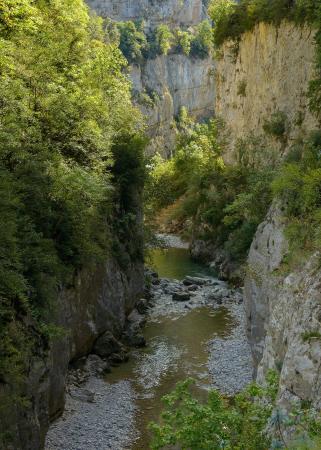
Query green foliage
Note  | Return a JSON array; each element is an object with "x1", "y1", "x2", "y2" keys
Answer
[
  {"x1": 0, "y1": 0, "x2": 144, "y2": 426},
  {"x1": 263, "y1": 111, "x2": 288, "y2": 139},
  {"x1": 155, "y1": 24, "x2": 174, "y2": 55},
  {"x1": 150, "y1": 371, "x2": 321, "y2": 450},
  {"x1": 209, "y1": 0, "x2": 321, "y2": 48},
  {"x1": 272, "y1": 133, "x2": 321, "y2": 256},
  {"x1": 115, "y1": 21, "x2": 214, "y2": 62},
  {"x1": 145, "y1": 116, "x2": 273, "y2": 262},
  {"x1": 301, "y1": 331, "x2": 321, "y2": 342},
  {"x1": 117, "y1": 20, "x2": 148, "y2": 63},
  {"x1": 190, "y1": 20, "x2": 213, "y2": 58},
  {"x1": 175, "y1": 29, "x2": 193, "y2": 55}
]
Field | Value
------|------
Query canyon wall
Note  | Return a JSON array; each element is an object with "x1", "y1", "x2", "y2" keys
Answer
[
  {"x1": 245, "y1": 204, "x2": 321, "y2": 409},
  {"x1": 86, "y1": 0, "x2": 206, "y2": 28},
  {"x1": 87, "y1": 0, "x2": 215, "y2": 156},
  {"x1": 215, "y1": 21, "x2": 318, "y2": 161},
  {"x1": 215, "y1": 21, "x2": 321, "y2": 406},
  {"x1": 0, "y1": 255, "x2": 144, "y2": 450},
  {"x1": 131, "y1": 54, "x2": 215, "y2": 155}
]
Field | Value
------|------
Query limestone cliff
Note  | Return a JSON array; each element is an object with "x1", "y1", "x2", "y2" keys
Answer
[
  {"x1": 214, "y1": 20, "x2": 321, "y2": 406},
  {"x1": 131, "y1": 53, "x2": 215, "y2": 155},
  {"x1": 86, "y1": 0, "x2": 206, "y2": 29},
  {"x1": 0, "y1": 257, "x2": 144, "y2": 450},
  {"x1": 245, "y1": 205, "x2": 321, "y2": 409},
  {"x1": 215, "y1": 21, "x2": 318, "y2": 162},
  {"x1": 87, "y1": 0, "x2": 215, "y2": 156}
]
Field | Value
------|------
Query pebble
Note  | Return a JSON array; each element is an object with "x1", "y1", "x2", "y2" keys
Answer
[{"x1": 46, "y1": 237, "x2": 253, "y2": 450}]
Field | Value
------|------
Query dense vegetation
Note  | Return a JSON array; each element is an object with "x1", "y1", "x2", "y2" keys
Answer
[
  {"x1": 115, "y1": 20, "x2": 214, "y2": 63},
  {"x1": 150, "y1": 373, "x2": 321, "y2": 450},
  {"x1": 145, "y1": 2, "x2": 321, "y2": 449},
  {"x1": 145, "y1": 0, "x2": 321, "y2": 269},
  {"x1": 146, "y1": 113, "x2": 274, "y2": 262},
  {"x1": 0, "y1": 0, "x2": 144, "y2": 436},
  {"x1": 209, "y1": 0, "x2": 321, "y2": 47}
]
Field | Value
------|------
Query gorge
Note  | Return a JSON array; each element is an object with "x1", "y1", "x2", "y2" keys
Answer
[{"x1": 1, "y1": 0, "x2": 321, "y2": 449}]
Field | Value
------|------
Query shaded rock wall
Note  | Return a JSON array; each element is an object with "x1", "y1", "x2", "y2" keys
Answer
[
  {"x1": 1, "y1": 258, "x2": 144, "y2": 450},
  {"x1": 216, "y1": 21, "x2": 321, "y2": 405},
  {"x1": 244, "y1": 204, "x2": 321, "y2": 408}
]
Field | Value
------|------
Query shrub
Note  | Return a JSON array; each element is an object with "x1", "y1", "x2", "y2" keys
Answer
[
  {"x1": 175, "y1": 29, "x2": 193, "y2": 55},
  {"x1": 117, "y1": 20, "x2": 148, "y2": 63},
  {"x1": 149, "y1": 372, "x2": 321, "y2": 450},
  {"x1": 263, "y1": 111, "x2": 288, "y2": 139},
  {"x1": 237, "y1": 79, "x2": 247, "y2": 96},
  {"x1": 190, "y1": 20, "x2": 213, "y2": 58},
  {"x1": 272, "y1": 133, "x2": 321, "y2": 256},
  {"x1": 155, "y1": 24, "x2": 174, "y2": 55}
]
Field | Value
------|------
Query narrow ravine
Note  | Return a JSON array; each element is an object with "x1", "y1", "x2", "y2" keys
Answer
[{"x1": 46, "y1": 235, "x2": 253, "y2": 450}]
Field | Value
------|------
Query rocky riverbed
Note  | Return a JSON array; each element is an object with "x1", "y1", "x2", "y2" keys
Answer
[{"x1": 46, "y1": 240, "x2": 253, "y2": 450}]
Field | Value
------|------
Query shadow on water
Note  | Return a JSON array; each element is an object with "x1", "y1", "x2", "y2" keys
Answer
[
  {"x1": 149, "y1": 247, "x2": 217, "y2": 280},
  {"x1": 106, "y1": 245, "x2": 234, "y2": 449}
]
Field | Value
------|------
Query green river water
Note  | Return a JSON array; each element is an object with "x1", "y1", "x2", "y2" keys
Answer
[{"x1": 106, "y1": 246, "x2": 233, "y2": 449}]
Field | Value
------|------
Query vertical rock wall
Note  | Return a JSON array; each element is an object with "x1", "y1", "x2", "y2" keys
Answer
[
  {"x1": 215, "y1": 20, "x2": 321, "y2": 405},
  {"x1": 87, "y1": 0, "x2": 215, "y2": 156},
  {"x1": 0, "y1": 258, "x2": 144, "y2": 450},
  {"x1": 86, "y1": 0, "x2": 206, "y2": 28},
  {"x1": 215, "y1": 21, "x2": 317, "y2": 162}
]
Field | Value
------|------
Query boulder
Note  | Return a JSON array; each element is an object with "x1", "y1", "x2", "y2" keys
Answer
[
  {"x1": 93, "y1": 331, "x2": 122, "y2": 358},
  {"x1": 183, "y1": 276, "x2": 209, "y2": 286},
  {"x1": 172, "y1": 292, "x2": 191, "y2": 302},
  {"x1": 187, "y1": 284, "x2": 199, "y2": 291},
  {"x1": 123, "y1": 322, "x2": 146, "y2": 348},
  {"x1": 135, "y1": 298, "x2": 149, "y2": 314}
]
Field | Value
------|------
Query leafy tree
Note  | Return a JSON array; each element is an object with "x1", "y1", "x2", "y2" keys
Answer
[
  {"x1": 150, "y1": 373, "x2": 321, "y2": 450},
  {"x1": 117, "y1": 20, "x2": 148, "y2": 63},
  {"x1": 0, "y1": 0, "x2": 144, "y2": 439},
  {"x1": 155, "y1": 24, "x2": 174, "y2": 55},
  {"x1": 190, "y1": 20, "x2": 213, "y2": 58}
]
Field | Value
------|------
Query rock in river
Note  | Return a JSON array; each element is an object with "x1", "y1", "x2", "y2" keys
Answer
[
  {"x1": 93, "y1": 331, "x2": 123, "y2": 358},
  {"x1": 183, "y1": 275, "x2": 209, "y2": 286},
  {"x1": 172, "y1": 292, "x2": 191, "y2": 302}
]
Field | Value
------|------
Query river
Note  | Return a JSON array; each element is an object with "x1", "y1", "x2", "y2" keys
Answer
[{"x1": 46, "y1": 236, "x2": 253, "y2": 450}]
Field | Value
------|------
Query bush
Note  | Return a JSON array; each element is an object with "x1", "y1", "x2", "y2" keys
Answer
[
  {"x1": 117, "y1": 20, "x2": 148, "y2": 63},
  {"x1": 190, "y1": 20, "x2": 213, "y2": 58},
  {"x1": 175, "y1": 29, "x2": 193, "y2": 55},
  {"x1": 272, "y1": 133, "x2": 321, "y2": 255},
  {"x1": 145, "y1": 116, "x2": 273, "y2": 262},
  {"x1": 0, "y1": 0, "x2": 144, "y2": 427},
  {"x1": 150, "y1": 372, "x2": 321, "y2": 450},
  {"x1": 263, "y1": 111, "x2": 288, "y2": 139}
]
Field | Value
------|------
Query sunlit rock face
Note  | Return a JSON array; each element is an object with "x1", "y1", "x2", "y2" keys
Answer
[
  {"x1": 86, "y1": 0, "x2": 215, "y2": 156},
  {"x1": 215, "y1": 21, "x2": 317, "y2": 163},
  {"x1": 220, "y1": 21, "x2": 321, "y2": 407},
  {"x1": 131, "y1": 54, "x2": 215, "y2": 156},
  {"x1": 86, "y1": 0, "x2": 206, "y2": 28}
]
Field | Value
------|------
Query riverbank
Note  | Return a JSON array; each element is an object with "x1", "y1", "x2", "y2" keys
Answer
[{"x1": 46, "y1": 237, "x2": 253, "y2": 450}]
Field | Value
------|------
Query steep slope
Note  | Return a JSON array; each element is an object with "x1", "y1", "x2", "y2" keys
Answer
[
  {"x1": 214, "y1": 20, "x2": 321, "y2": 406},
  {"x1": 87, "y1": 0, "x2": 215, "y2": 156},
  {"x1": 87, "y1": 0, "x2": 206, "y2": 27},
  {"x1": 215, "y1": 21, "x2": 317, "y2": 161}
]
